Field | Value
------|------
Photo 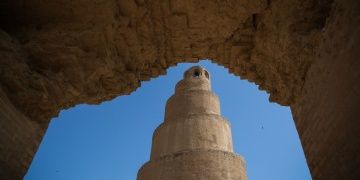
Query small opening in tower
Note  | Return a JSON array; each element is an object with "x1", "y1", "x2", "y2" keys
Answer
[
  {"x1": 204, "y1": 70, "x2": 209, "y2": 79},
  {"x1": 193, "y1": 70, "x2": 200, "y2": 77}
]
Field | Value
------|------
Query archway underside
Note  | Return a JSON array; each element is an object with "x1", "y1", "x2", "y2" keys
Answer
[{"x1": 0, "y1": 0, "x2": 359, "y2": 179}]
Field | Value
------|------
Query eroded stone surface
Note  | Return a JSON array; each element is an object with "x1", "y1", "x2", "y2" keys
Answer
[
  {"x1": 0, "y1": 0, "x2": 333, "y2": 123},
  {"x1": 291, "y1": 0, "x2": 360, "y2": 178}
]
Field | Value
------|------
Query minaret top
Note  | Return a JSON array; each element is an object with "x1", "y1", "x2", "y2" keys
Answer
[
  {"x1": 175, "y1": 66, "x2": 211, "y2": 93},
  {"x1": 183, "y1": 66, "x2": 210, "y2": 80}
]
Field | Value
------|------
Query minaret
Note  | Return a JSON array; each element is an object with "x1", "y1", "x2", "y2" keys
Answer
[{"x1": 137, "y1": 66, "x2": 247, "y2": 180}]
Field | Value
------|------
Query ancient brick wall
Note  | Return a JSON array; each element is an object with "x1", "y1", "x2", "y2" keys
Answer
[
  {"x1": 0, "y1": 88, "x2": 43, "y2": 180},
  {"x1": 292, "y1": 1, "x2": 360, "y2": 178}
]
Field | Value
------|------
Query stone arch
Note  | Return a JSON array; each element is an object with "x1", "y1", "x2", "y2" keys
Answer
[{"x1": 0, "y1": 0, "x2": 359, "y2": 179}]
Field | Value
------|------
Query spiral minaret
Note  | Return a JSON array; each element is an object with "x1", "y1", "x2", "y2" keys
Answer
[{"x1": 137, "y1": 66, "x2": 247, "y2": 180}]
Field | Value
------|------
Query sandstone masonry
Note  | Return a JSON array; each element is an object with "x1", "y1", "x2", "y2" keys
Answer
[{"x1": 137, "y1": 66, "x2": 247, "y2": 180}]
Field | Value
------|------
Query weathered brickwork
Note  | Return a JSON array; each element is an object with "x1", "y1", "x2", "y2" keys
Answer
[
  {"x1": 292, "y1": 1, "x2": 360, "y2": 179},
  {"x1": 0, "y1": 88, "x2": 43, "y2": 180}
]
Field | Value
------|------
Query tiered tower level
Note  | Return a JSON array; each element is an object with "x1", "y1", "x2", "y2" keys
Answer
[{"x1": 137, "y1": 66, "x2": 247, "y2": 180}]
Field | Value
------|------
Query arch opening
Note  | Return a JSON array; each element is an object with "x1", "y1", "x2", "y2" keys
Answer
[{"x1": 24, "y1": 60, "x2": 311, "y2": 180}]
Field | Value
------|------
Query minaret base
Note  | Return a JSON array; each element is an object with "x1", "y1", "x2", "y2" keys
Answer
[{"x1": 138, "y1": 149, "x2": 247, "y2": 180}]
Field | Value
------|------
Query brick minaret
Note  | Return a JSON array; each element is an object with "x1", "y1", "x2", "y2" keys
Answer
[{"x1": 137, "y1": 66, "x2": 247, "y2": 180}]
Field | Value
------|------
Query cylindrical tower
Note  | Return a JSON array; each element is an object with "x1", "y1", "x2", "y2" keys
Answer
[{"x1": 137, "y1": 66, "x2": 247, "y2": 180}]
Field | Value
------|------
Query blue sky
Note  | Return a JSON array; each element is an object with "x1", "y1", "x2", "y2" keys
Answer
[{"x1": 24, "y1": 60, "x2": 311, "y2": 180}]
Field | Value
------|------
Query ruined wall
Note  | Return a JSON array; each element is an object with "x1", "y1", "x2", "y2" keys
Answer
[
  {"x1": 0, "y1": 88, "x2": 43, "y2": 180},
  {"x1": 292, "y1": 0, "x2": 360, "y2": 178},
  {"x1": 0, "y1": 0, "x2": 359, "y2": 179},
  {"x1": 0, "y1": 0, "x2": 330, "y2": 123}
]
